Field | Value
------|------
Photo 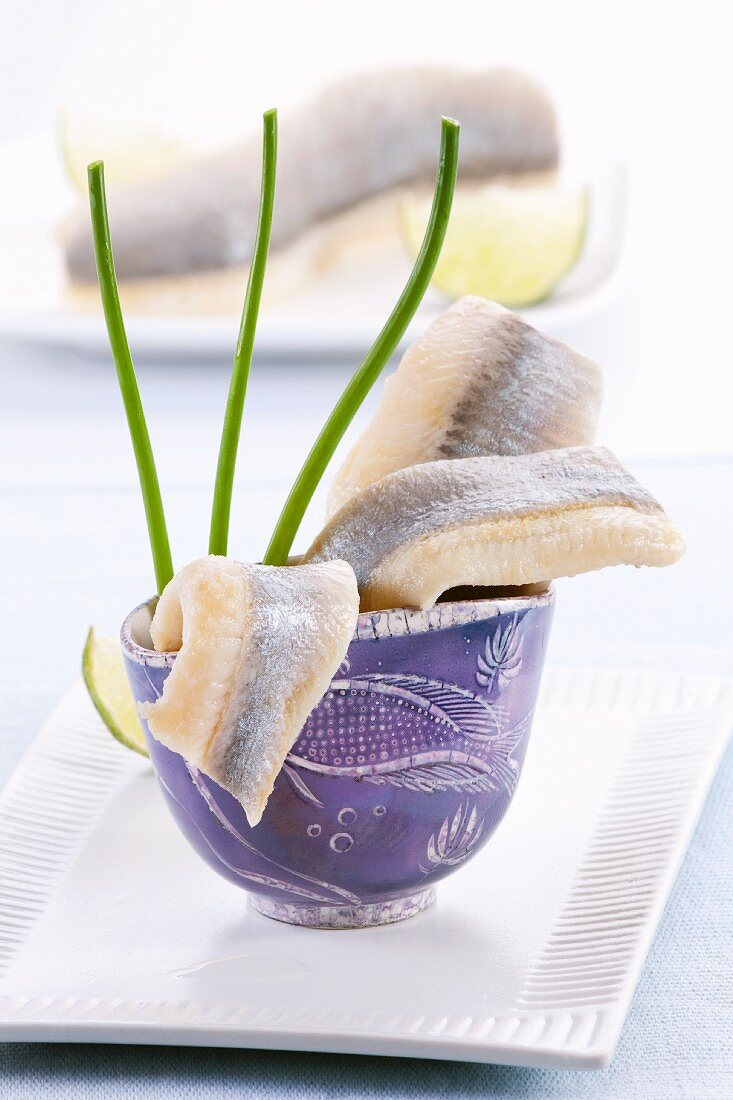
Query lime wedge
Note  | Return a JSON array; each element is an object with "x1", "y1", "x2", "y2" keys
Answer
[
  {"x1": 82, "y1": 627, "x2": 149, "y2": 757},
  {"x1": 60, "y1": 111, "x2": 199, "y2": 192},
  {"x1": 401, "y1": 183, "x2": 588, "y2": 308}
]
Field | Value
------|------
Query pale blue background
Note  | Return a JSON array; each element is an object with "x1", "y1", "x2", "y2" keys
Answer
[{"x1": 0, "y1": 349, "x2": 731, "y2": 1098}]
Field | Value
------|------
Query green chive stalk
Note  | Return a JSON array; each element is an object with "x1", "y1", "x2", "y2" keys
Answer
[
  {"x1": 263, "y1": 116, "x2": 460, "y2": 566},
  {"x1": 209, "y1": 108, "x2": 278, "y2": 555},
  {"x1": 88, "y1": 161, "x2": 174, "y2": 595}
]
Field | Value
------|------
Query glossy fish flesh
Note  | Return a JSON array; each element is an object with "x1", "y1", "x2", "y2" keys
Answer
[
  {"x1": 306, "y1": 447, "x2": 685, "y2": 612},
  {"x1": 141, "y1": 556, "x2": 359, "y2": 825},
  {"x1": 327, "y1": 296, "x2": 603, "y2": 516}
]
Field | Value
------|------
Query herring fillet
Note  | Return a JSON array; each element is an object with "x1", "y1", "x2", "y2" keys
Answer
[
  {"x1": 141, "y1": 556, "x2": 359, "y2": 826},
  {"x1": 326, "y1": 296, "x2": 603, "y2": 516},
  {"x1": 306, "y1": 448, "x2": 685, "y2": 612},
  {"x1": 63, "y1": 68, "x2": 558, "y2": 284}
]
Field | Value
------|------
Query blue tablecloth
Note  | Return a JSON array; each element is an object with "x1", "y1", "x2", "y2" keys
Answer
[{"x1": 1, "y1": 347, "x2": 731, "y2": 1098}]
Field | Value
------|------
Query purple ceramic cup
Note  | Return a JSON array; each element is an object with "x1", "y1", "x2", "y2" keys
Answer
[{"x1": 122, "y1": 590, "x2": 554, "y2": 929}]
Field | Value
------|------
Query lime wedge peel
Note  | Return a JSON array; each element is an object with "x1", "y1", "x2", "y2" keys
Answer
[
  {"x1": 400, "y1": 183, "x2": 589, "y2": 309},
  {"x1": 59, "y1": 111, "x2": 199, "y2": 192},
  {"x1": 82, "y1": 627, "x2": 149, "y2": 757}
]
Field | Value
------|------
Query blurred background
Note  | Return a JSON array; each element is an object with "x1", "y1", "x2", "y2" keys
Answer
[
  {"x1": 1, "y1": 0, "x2": 731, "y2": 447},
  {"x1": 0, "y1": 0, "x2": 731, "y2": 770}
]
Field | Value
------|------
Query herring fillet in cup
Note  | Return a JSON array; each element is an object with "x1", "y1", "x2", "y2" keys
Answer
[
  {"x1": 114, "y1": 308, "x2": 683, "y2": 926},
  {"x1": 139, "y1": 557, "x2": 359, "y2": 827},
  {"x1": 307, "y1": 446, "x2": 685, "y2": 614},
  {"x1": 81, "y1": 104, "x2": 685, "y2": 931},
  {"x1": 116, "y1": 306, "x2": 683, "y2": 927}
]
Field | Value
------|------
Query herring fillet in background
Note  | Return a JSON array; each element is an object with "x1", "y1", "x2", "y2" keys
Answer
[{"x1": 61, "y1": 68, "x2": 558, "y2": 311}]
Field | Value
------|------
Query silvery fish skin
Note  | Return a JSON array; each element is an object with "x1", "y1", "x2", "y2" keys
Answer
[
  {"x1": 327, "y1": 296, "x2": 603, "y2": 516},
  {"x1": 306, "y1": 447, "x2": 685, "y2": 612},
  {"x1": 64, "y1": 68, "x2": 558, "y2": 283},
  {"x1": 141, "y1": 556, "x2": 359, "y2": 825}
]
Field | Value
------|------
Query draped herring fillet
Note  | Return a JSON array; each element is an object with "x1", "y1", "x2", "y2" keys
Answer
[
  {"x1": 141, "y1": 557, "x2": 359, "y2": 826},
  {"x1": 326, "y1": 297, "x2": 603, "y2": 516},
  {"x1": 63, "y1": 68, "x2": 558, "y2": 285},
  {"x1": 306, "y1": 448, "x2": 685, "y2": 612}
]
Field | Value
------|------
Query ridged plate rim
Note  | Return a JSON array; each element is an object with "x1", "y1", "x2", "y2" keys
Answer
[{"x1": 0, "y1": 666, "x2": 730, "y2": 1068}]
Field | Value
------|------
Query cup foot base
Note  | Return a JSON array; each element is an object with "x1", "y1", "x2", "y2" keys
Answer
[{"x1": 249, "y1": 888, "x2": 435, "y2": 929}]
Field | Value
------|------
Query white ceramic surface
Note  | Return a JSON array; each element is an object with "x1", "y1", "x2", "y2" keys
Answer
[{"x1": 0, "y1": 666, "x2": 730, "y2": 1068}]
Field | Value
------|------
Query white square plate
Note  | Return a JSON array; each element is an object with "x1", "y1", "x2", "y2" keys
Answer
[{"x1": 0, "y1": 667, "x2": 730, "y2": 1068}]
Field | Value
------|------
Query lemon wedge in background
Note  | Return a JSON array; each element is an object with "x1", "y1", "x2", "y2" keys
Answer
[
  {"x1": 60, "y1": 111, "x2": 199, "y2": 192},
  {"x1": 82, "y1": 628, "x2": 149, "y2": 757},
  {"x1": 401, "y1": 184, "x2": 588, "y2": 308}
]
